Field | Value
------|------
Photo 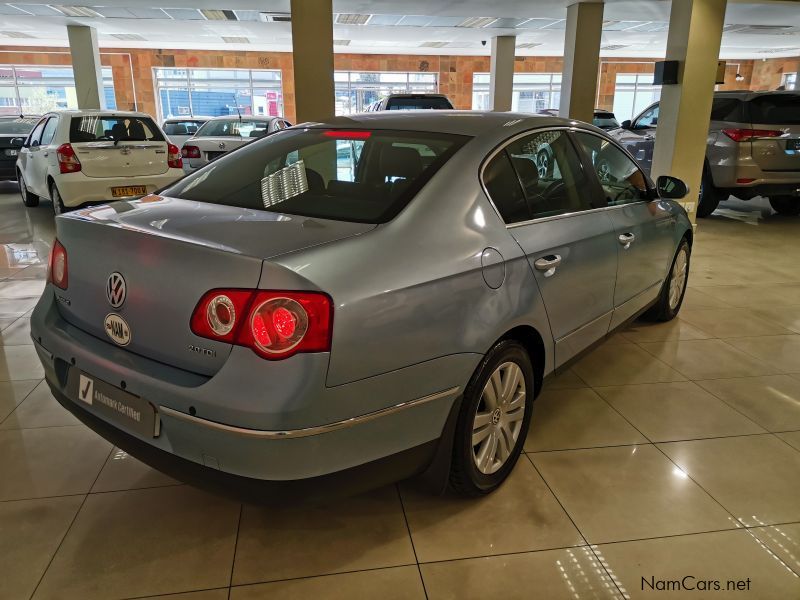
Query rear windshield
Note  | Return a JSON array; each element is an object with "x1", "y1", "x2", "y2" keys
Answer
[
  {"x1": 0, "y1": 117, "x2": 38, "y2": 135},
  {"x1": 163, "y1": 128, "x2": 469, "y2": 223},
  {"x1": 592, "y1": 113, "x2": 620, "y2": 129},
  {"x1": 748, "y1": 94, "x2": 800, "y2": 125},
  {"x1": 69, "y1": 116, "x2": 164, "y2": 143},
  {"x1": 163, "y1": 120, "x2": 206, "y2": 135},
  {"x1": 196, "y1": 119, "x2": 270, "y2": 138},
  {"x1": 385, "y1": 97, "x2": 454, "y2": 110}
]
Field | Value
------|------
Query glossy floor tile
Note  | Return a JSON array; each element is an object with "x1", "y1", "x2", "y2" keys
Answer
[{"x1": 4, "y1": 189, "x2": 800, "y2": 597}]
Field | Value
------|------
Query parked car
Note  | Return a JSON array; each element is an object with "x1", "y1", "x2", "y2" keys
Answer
[
  {"x1": 609, "y1": 91, "x2": 800, "y2": 216},
  {"x1": 31, "y1": 112, "x2": 691, "y2": 501},
  {"x1": 162, "y1": 116, "x2": 211, "y2": 149},
  {"x1": 365, "y1": 93, "x2": 454, "y2": 111},
  {"x1": 16, "y1": 110, "x2": 184, "y2": 215},
  {"x1": 0, "y1": 115, "x2": 39, "y2": 182},
  {"x1": 181, "y1": 116, "x2": 291, "y2": 172},
  {"x1": 537, "y1": 108, "x2": 620, "y2": 130}
]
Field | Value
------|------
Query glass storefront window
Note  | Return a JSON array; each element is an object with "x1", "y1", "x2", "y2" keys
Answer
[
  {"x1": 472, "y1": 73, "x2": 561, "y2": 112},
  {"x1": 334, "y1": 71, "x2": 439, "y2": 115},
  {"x1": 612, "y1": 73, "x2": 661, "y2": 121},
  {"x1": 153, "y1": 67, "x2": 284, "y2": 121},
  {"x1": 0, "y1": 65, "x2": 116, "y2": 115}
]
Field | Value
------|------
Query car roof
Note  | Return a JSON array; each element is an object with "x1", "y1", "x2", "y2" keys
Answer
[
  {"x1": 43, "y1": 109, "x2": 155, "y2": 118},
  {"x1": 163, "y1": 116, "x2": 211, "y2": 121},
  {"x1": 714, "y1": 90, "x2": 800, "y2": 100},
  {"x1": 304, "y1": 110, "x2": 585, "y2": 137},
  {"x1": 206, "y1": 115, "x2": 278, "y2": 121},
  {"x1": 385, "y1": 93, "x2": 449, "y2": 99}
]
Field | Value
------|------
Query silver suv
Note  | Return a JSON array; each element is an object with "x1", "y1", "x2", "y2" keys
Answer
[
  {"x1": 610, "y1": 91, "x2": 800, "y2": 217},
  {"x1": 364, "y1": 93, "x2": 454, "y2": 111}
]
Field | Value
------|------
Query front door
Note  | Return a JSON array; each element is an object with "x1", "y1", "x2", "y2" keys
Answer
[
  {"x1": 573, "y1": 131, "x2": 676, "y2": 327},
  {"x1": 482, "y1": 128, "x2": 618, "y2": 367},
  {"x1": 613, "y1": 102, "x2": 659, "y2": 174}
]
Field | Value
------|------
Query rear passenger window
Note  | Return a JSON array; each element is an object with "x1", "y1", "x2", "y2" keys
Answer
[
  {"x1": 710, "y1": 98, "x2": 744, "y2": 122},
  {"x1": 505, "y1": 130, "x2": 593, "y2": 219},
  {"x1": 483, "y1": 151, "x2": 529, "y2": 224},
  {"x1": 574, "y1": 132, "x2": 649, "y2": 206}
]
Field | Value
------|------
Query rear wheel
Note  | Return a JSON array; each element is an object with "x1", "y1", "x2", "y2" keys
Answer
[
  {"x1": 449, "y1": 340, "x2": 534, "y2": 496},
  {"x1": 696, "y1": 169, "x2": 721, "y2": 218},
  {"x1": 769, "y1": 196, "x2": 800, "y2": 216},
  {"x1": 643, "y1": 239, "x2": 690, "y2": 322},
  {"x1": 18, "y1": 172, "x2": 39, "y2": 207},
  {"x1": 50, "y1": 182, "x2": 65, "y2": 216}
]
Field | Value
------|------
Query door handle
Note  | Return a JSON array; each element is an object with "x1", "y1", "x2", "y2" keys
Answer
[
  {"x1": 534, "y1": 254, "x2": 561, "y2": 277},
  {"x1": 618, "y1": 233, "x2": 636, "y2": 249}
]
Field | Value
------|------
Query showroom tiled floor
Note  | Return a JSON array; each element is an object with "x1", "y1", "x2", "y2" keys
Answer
[{"x1": 1, "y1": 186, "x2": 799, "y2": 599}]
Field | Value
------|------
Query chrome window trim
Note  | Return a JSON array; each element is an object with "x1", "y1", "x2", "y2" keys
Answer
[
  {"x1": 478, "y1": 124, "x2": 652, "y2": 229},
  {"x1": 159, "y1": 385, "x2": 461, "y2": 439}
]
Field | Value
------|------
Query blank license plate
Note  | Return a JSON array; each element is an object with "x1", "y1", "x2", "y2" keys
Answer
[
  {"x1": 70, "y1": 370, "x2": 160, "y2": 438},
  {"x1": 111, "y1": 186, "x2": 147, "y2": 198}
]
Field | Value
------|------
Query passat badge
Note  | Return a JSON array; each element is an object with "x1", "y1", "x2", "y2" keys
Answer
[{"x1": 104, "y1": 313, "x2": 132, "y2": 346}]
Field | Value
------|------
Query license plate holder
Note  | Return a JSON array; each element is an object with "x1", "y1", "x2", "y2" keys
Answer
[
  {"x1": 111, "y1": 185, "x2": 147, "y2": 198},
  {"x1": 69, "y1": 370, "x2": 160, "y2": 438}
]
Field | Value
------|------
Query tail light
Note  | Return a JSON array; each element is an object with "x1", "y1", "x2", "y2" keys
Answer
[
  {"x1": 190, "y1": 289, "x2": 332, "y2": 360},
  {"x1": 722, "y1": 128, "x2": 782, "y2": 143},
  {"x1": 167, "y1": 143, "x2": 183, "y2": 168},
  {"x1": 47, "y1": 239, "x2": 68, "y2": 289},
  {"x1": 181, "y1": 145, "x2": 201, "y2": 159},
  {"x1": 56, "y1": 143, "x2": 81, "y2": 174}
]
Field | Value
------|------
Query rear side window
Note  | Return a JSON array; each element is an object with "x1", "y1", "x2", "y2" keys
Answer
[
  {"x1": 385, "y1": 97, "x2": 453, "y2": 110},
  {"x1": 164, "y1": 129, "x2": 468, "y2": 224},
  {"x1": 483, "y1": 151, "x2": 529, "y2": 224},
  {"x1": 196, "y1": 119, "x2": 270, "y2": 138},
  {"x1": 748, "y1": 94, "x2": 800, "y2": 125},
  {"x1": 710, "y1": 98, "x2": 744, "y2": 122},
  {"x1": 163, "y1": 120, "x2": 205, "y2": 135},
  {"x1": 69, "y1": 116, "x2": 163, "y2": 143},
  {"x1": 40, "y1": 117, "x2": 58, "y2": 146}
]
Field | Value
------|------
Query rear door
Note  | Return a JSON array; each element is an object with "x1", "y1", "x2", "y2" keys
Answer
[
  {"x1": 31, "y1": 115, "x2": 59, "y2": 193},
  {"x1": 483, "y1": 128, "x2": 618, "y2": 366},
  {"x1": 69, "y1": 115, "x2": 169, "y2": 178},
  {"x1": 573, "y1": 131, "x2": 675, "y2": 327},
  {"x1": 615, "y1": 103, "x2": 659, "y2": 174},
  {"x1": 747, "y1": 93, "x2": 800, "y2": 173},
  {"x1": 20, "y1": 116, "x2": 48, "y2": 196}
]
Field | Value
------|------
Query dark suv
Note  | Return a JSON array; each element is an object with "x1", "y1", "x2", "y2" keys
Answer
[{"x1": 610, "y1": 91, "x2": 800, "y2": 217}]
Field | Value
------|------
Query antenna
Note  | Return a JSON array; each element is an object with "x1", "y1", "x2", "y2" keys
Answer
[{"x1": 232, "y1": 94, "x2": 242, "y2": 120}]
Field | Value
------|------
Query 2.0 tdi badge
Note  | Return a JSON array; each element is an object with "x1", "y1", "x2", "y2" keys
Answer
[
  {"x1": 104, "y1": 313, "x2": 132, "y2": 346},
  {"x1": 107, "y1": 272, "x2": 126, "y2": 308}
]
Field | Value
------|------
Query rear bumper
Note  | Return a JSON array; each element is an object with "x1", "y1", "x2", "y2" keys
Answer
[
  {"x1": 30, "y1": 289, "x2": 463, "y2": 487},
  {"x1": 55, "y1": 169, "x2": 185, "y2": 207}
]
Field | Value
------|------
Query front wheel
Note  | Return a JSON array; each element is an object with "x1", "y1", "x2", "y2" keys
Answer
[
  {"x1": 769, "y1": 196, "x2": 800, "y2": 216},
  {"x1": 643, "y1": 239, "x2": 691, "y2": 322},
  {"x1": 18, "y1": 172, "x2": 39, "y2": 207},
  {"x1": 449, "y1": 340, "x2": 534, "y2": 496}
]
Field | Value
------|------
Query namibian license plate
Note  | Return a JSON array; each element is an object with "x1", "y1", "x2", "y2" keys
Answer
[
  {"x1": 70, "y1": 370, "x2": 160, "y2": 438},
  {"x1": 111, "y1": 185, "x2": 147, "y2": 198}
]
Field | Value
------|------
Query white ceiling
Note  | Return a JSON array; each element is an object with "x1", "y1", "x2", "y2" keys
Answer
[{"x1": 0, "y1": 1, "x2": 798, "y2": 59}]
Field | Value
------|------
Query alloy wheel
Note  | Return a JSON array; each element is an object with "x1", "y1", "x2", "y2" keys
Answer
[
  {"x1": 471, "y1": 361, "x2": 527, "y2": 475},
  {"x1": 668, "y1": 246, "x2": 688, "y2": 310}
]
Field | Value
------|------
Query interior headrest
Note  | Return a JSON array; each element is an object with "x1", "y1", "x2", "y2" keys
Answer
[
  {"x1": 379, "y1": 145, "x2": 424, "y2": 180},
  {"x1": 511, "y1": 156, "x2": 539, "y2": 185}
]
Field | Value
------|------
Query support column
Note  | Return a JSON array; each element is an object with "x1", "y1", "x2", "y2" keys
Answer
[
  {"x1": 290, "y1": 0, "x2": 335, "y2": 123},
  {"x1": 559, "y1": 1, "x2": 604, "y2": 123},
  {"x1": 67, "y1": 25, "x2": 105, "y2": 110},
  {"x1": 651, "y1": 0, "x2": 727, "y2": 222},
  {"x1": 489, "y1": 36, "x2": 516, "y2": 111}
]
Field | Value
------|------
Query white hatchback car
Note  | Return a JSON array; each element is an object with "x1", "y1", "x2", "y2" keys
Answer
[{"x1": 16, "y1": 110, "x2": 185, "y2": 214}]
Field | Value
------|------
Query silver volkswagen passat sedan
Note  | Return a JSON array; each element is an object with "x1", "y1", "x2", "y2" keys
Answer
[{"x1": 31, "y1": 111, "x2": 692, "y2": 500}]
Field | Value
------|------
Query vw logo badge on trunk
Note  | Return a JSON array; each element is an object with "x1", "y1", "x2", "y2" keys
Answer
[
  {"x1": 218, "y1": 142, "x2": 226, "y2": 149},
  {"x1": 107, "y1": 272, "x2": 127, "y2": 308}
]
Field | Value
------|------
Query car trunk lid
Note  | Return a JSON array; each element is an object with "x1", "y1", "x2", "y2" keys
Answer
[
  {"x1": 54, "y1": 197, "x2": 374, "y2": 375},
  {"x1": 73, "y1": 140, "x2": 170, "y2": 178},
  {"x1": 749, "y1": 124, "x2": 800, "y2": 172}
]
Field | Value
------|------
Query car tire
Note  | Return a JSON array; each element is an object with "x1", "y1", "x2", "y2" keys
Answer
[
  {"x1": 769, "y1": 196, "x2": 800, "y2": 216},
  {"x1": 50, "y1": 182, "x2": 66, "y2": 216},
  {"x1": 449, "y1": 340, "x2": 534, "y2": 496},
  {"x1": 18, "y1": 172, "x2": 39, "y2": 208},
  {"x1": 642, "y1": 239, "x2": 691, "y2": 322},
  {"x1": 696, "y1": 169, "x2": 721, "y2": 218}
]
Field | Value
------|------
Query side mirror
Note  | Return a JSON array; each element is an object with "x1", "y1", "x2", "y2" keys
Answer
[
  {"x1": 621, "y1": 120, "x2": 632, "y2": 129},
  {"x1": 656, "y1": 175, "x2": 689, "y2": 199},
  {"x1": 10, "y1": 137, "x2": 24, "y2": 148},
  {"x1": 30, "y1": 139, "x2": 39, "y2": 148}
]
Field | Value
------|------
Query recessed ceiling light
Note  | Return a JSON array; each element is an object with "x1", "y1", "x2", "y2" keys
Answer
[
  {"x1": 110, "y1": 33, "x2": 146, "y2": 41},
  {"x1": 52, "y1": 5, "x2": 103, "y2": 18},
  {"x1": 600, "y1": 44, "x2": 630, "y2": 50},
  {"x1": 163, "y1": 8, "x2": 204, "y2": 20},
  {"x1": 221, "y1": 36, "x2": 250, "y2": 44},
  {"x1": 201, "y1": 9, "x2": 237, "y2": 21},
  {"x1": 333, "y1": 39, "x2": 351, "y2": 46},
  {"x1": 1, "y1": 30, "x2": 36, "y2": 38},
  {"x1": 420, "y1": 41, "x2": 449, "y2": 47},
  {"x1": 516, "y1": 42, "x2": 543, "y2": 49},
  {"x1": 336, "y1": 13, "x2": 371, "y2": 25},
  {"x1": 457, "y1": 17, "x2": 498, "y2": 28}
]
